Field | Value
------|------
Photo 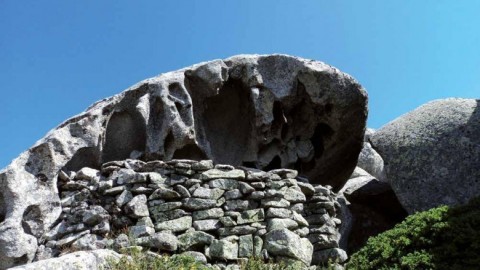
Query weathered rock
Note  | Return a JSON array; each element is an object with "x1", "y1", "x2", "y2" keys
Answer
[
  {"x1": 312, "y1": 248, "x2": 347, "y2": 264},
  {"x1": 192, "y1": 208, "x2": 224, "y2": 220},
  {"x1": 155, "y1": 216, "x2": 192, "y2": 232},
  {"x1": 238, "y1": 234, "x2": 254, "y2": 258},
  {"x1": 357, "y1": 139, "x2": 386, "y2": 182},
  {"x1": 0, "y1": 54, "x2": 366, "y2": 268},
  {"x1": 264, "y1": 229, "x2": 313, "y2": 265},
  {"x1": 149, "y1": 232, "x2": 178, "y2": 251},
  {"x1": 371, "y1": 98, "x2": 480, "y2": 213},
  {"x1": 208, "y1": 238, "x2": 238, "y2": 260},
  {"x1": 8, "y1": 249, "x2": 122, "y2": 270},
  {"x1": 178, "y1": 231, "x2": 214, "y2": 250},
  {"x1": 124, "y1": 195, "x2": 149, "y2": 218}
]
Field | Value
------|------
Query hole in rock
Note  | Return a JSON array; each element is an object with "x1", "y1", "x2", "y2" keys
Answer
[
  {"x1": 172, "y1": 144, "x2": 207, "y2": 161},
  {"x1": 164, "y1": 131, "x2": 175, "y2": 157},
  {"x1": 102, "y1": 110, "x2": 146, "y2": 163},
  {"x1": 202, "y1": 79, "x2": 254, "y2": 165},
  {"x1": 13, "y1": 254, "x2": 29, "y2": 265},
  {"x1": 325, "y1": 103, "x2": 334, "y2": 116},
  {"x1": 22, "y1": 205, "x2": 43, "y2": 238},
  {"x1": 311, "y1": 123, "x2": 334, "y2": 158},
  {"x1": 242, "y1": 161, "x2": 257, "y2": 169},
  {"x1": 264, "y1": 156, "x2": 281, "y2": 171},
  {"x1": 0, "y1": 192, "x2": 5, "y2": 223},
  {"x1": 64, "y1": 147, "x2": 101, "y2": 172}
]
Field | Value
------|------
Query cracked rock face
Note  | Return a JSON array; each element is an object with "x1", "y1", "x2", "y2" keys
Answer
[{"x1": 0, "y1": 54, "x2": 367, "y2": 268}]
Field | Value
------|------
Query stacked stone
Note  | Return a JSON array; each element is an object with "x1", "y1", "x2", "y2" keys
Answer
[
  {"x1": 304, "y1": 185, "x2": 347, "y2": 265},
  {"x1": 38, "y1": 159, "x2": 345, "y2": 268}
]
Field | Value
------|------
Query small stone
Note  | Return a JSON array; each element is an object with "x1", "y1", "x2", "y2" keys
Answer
[
  {"x1": 264, "y1": 229, "x2": 313, "y2": 265},
  {"x1": 149, "y1": 187, "x2": 181, "y2": 200},
  {"x1": 115, "y1": 190, "x2": 133, "y2": 207},
  {"x1": 92, "y1": 220, "x2": 110, "y2": 235},
  {"x1": 104, "y1": 186, "x2": 126, "y2": 196},
  {"x1": 215, "y1": 164, "x2": 235, "y2": 170},
  {"x1": 193, "y1": 187, "x2": 225, "y2": 199},
  {"x1": 291, "y1": 212, "x2": 309, "y2": 226},
  {"x1": 149, "y1": 202, "x2": 182, "y2": 213},
  {"x1": 305, "y1": 214, "x2": 330, "y2": 225},
  {"x1": 191, "y1": 160, "x2": 214, "y2": 171},
  {"x1": 56, "y1": 230, "x2": 90, "y2": 247},
  {"x1": 254, "y1": 235, "x2": 263, "y2": 257},
  {"x1": 124, "y1": 195, "x2": 149, "y2": 218},
  {"x1": 71, "y1": 234, "x2": 105, "y2": 250},
  {"x1": 284, "y1": 187, "x2": 306, "y2": 203},
  {"x1": 193, "y1": 219, "x2": 222, "y2": 231},
  {"x1": 238, "y1": 234, "x2": 253, "y2": 258},
  {"x1": 294, "y1": 227, "x2": 310, "y2": 237},
  {"x1": 250, "y1": 182, "x2": 266, "y2": 189},
  {"x1": 147, "y1": 172, "x2": 167, "y2": 187},
  {"x1": 149, "y1": 232, "x2": 178, "y2": 251},
  {"x1": 129, "y1": 225, "x2": 155, "y2": 238},
  {"x1": 155, "y1": 216, "x2": 192, "y2": 232},
  {"x1": 113, "y1": 234, "x2": 130, "y2": 251},
  {"x1": 181, "y1": 251, "x2": 207, "y2": 264},
  {"x1": 82, "y1": 206, "x2": 109, "y2": 226},
  {"x1": 297, "y1": 182, "x2": 315, "y2": 196},
  {"x1": 268, "y1": 169, "x2": 298, "y2": 179},
  {"x1": 173, "y1": 185, "x2": 191, "y2": 198},
  {"x1": 223, "y1": 200, "x2": 249, "y2": 211},
  {"x1": 209, "y1": 239, "x2": 238, "y2": 260},
  {"x1": 136, "y1": 217, "x2": 154, "y2": 228},
  {"x1": 182, "y1": 198, "x2": 217, "y2": 210},
  {"x1": 237, "y1": 209, "x2": 265, "y2": 225},
  {"x1": 224, "y1": 189, "x2": 243, "y2": 200},
  {"x1": 248, "y1": 191, "x2": 265, "y2": 200},
  {"x1": 178, "y1": 231, "x2": 215, "y2": 250},
  {"x1": 261, "y1": 197, "x2": 290, "y2": 208},
  {"x1": 218, "y1": 225, "x2": 257, "y2": 236},
  {"x1": 193, "y1": 208, "x2": 224, "y2": 220},
  {"x1": 219, "y1": 216, "x2": 237, "y2": 227},
  {"x1": 239, "y1": 182, "x2": 255, "y2": 194},
  {"x1": 267, "y1": 218, "x2": 298, "y2": 231},
  {"x1": 266, "y1": 208, "x2": 292, "y2": 219},
  {"x1": 200, "y1": 169, "x2": 245, "y2": 180},
  {"x1": 311, "y1": 234, "x2": 339, "y2": 250},
  {"x1": 75, "y1": 167, "x2": 101, "y2": 182},
  {"x1": 209, "y1": 179, "x2": 240, "y2": 190}
]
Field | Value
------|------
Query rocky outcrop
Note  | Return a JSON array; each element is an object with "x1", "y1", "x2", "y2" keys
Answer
[
  {"x1": 371, "y1": 98, "x2": 480, "y2": 213},
  {"x1": 0, "y1": 54, "x2": 367, "y2": 268},
  {"x1": 32, "y1": 159, "x2": 345, "y2": 268}
]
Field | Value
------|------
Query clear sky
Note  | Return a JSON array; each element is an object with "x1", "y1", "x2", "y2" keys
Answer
[{"x1": 1, "y1": 1, "x2": 479, "y2": 169}]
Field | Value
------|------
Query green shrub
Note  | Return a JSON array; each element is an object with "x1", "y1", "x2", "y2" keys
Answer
[{"x1": 347, "y1": 197, "x2": 480, "y2": 270}]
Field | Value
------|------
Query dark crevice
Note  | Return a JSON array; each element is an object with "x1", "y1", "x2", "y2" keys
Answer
[
  {"x1": 311, "y1": 123, "x2": 334, "y2": 158},
  {"x1": 202, "y1": 79, "x2": 254, "y2": 165},
  {"x1": 0, "y1": 192, "x2": 5, "y2": 223},
  {"x1": 22, "y1": 205, "x2": 43, "y2": 238},
  {"x1": 242, "y1": 161, "x2": 257, "y2": 168},
  {"x1": 264, "y1": 155, "x2": 281, "y2": 171},
  {"x1": 64, "y1": 147, "x2": 101, "y2": 172},
  {"x1": 102, "y1": 110, "x2": 147, "y2": 163},
  {"x1": 164, "y1": 131, "x2": 175, "y2": 158},
  {"x1": 172, "y1": 144, "x2": 207, "y2": 161},
  {"x1": 13, "y1": 254, "x2": 29, "y2": 265}
]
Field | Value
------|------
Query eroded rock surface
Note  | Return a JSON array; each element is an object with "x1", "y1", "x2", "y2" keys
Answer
[
  {"x1": 371, "y1": 98, "x2": 480, "y2": 213},
  {"x1": 0, "y1": 54, "x2": 366, "y2": 268}
]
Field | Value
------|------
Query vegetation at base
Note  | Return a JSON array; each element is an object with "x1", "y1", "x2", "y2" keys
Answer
[
  {"x1": 347, "y1": 197, "x2": 480, "y2": 270},
  {"x1": 106, "y1": 248, "x2": 210, "y2": 270}
]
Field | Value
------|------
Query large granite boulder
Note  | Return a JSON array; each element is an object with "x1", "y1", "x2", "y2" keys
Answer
[
  {"x1": 0, "y1": 54, "x2": 366, "y2": 268},
  {"x1": 371, "y1": 98, "x2": 480, "y2": 213}
]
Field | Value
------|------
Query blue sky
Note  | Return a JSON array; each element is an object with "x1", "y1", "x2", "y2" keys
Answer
[{"x1": 1, "y1": 1, "x2": 479, "y2": 168}]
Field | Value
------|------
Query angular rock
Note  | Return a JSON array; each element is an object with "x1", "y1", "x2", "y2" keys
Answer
[
  {"x1": 178, "y1": 231, "x2": 214, "y2": 250},
  {"x1": 192, "y1": 208, "x2": 224, "y2": 221},
  {"x1": 238, "y1": 234, "x2": 254, "y2": 258},
  {"x1": 209, "y1": 238, "x2": 238, "y2": 260},
  {"x1": 192, "y1": 187, "x2": 224, "y2": 200},
  {"x1": 124, "y1": 195, "x2": 149, "y2": 218},
  {"x1": 264, "y1": 229, "x2": 313, "y2": 265},
  {"x1": 237, "y1": 209, "x2": 265, "y2": 225},
  {"x1": 149, "y1": 232, "x2": 178, "y2": 251},
  {"x1": 154, "y1": 216, "x2": 192, "y2": 232},
  {"x1": 182, "y1": 198, "x2": 216, "y2": 211},
  {"x1": 193, "y1": 219, "x2": 221, "y2": 231},
  {"x1": 267, "y1": 218, "x2": 298, "y2": 231},
  {"x1": 371, "y1": 98, "x2": 480, "y2": 213},
  {"x1": 200, "y1": 169, "x2": 245, "y2": 180},
  {"x1": 311, "y1": 248, "x2": 348, "y2": 264}
]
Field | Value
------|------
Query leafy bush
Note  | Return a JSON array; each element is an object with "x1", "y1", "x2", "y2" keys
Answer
[{"x1": 347, "y1": 197, "x2": 480, "y2": 270}]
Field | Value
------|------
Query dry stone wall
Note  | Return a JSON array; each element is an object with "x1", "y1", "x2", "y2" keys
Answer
[{"x1": 37, "y1": 159, "x2": 345, "y2": 268}]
